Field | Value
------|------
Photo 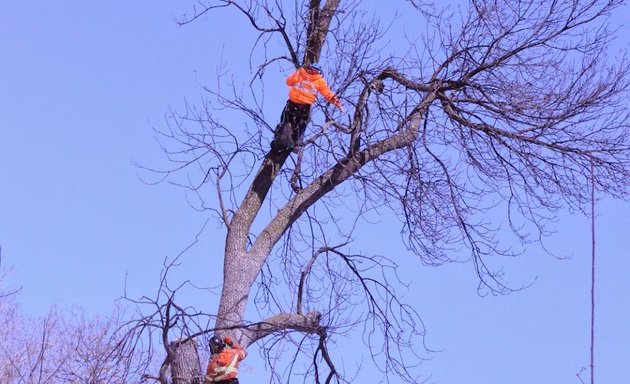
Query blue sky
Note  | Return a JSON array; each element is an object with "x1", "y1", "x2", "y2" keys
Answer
[{"x1": 1, "y1": 1, "x2": 629, "y2": 383}]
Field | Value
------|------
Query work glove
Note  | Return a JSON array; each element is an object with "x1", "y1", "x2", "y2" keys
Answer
[
  {"x1": 331, "y1": 97, "x2": 343, "y2": 112},
  {"x1": 223, "y1": 336, "x2": 234, "y2": 347}
]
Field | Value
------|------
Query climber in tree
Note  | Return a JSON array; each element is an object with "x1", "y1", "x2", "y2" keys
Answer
[
  {"x1": 204, "y1": 335, "x2": 247, "y2": 384},
  {"x1": 271, "y1": 63, "x2": 344, "y2": 152}
]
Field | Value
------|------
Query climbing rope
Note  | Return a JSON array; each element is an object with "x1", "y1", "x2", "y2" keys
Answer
[{"x1": 589, "y1": 155, "x2": 596, "y2": 384}]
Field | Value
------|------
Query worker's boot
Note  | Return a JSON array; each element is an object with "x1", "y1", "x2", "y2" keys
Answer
[{"x1": 272, "y1": 121, "x2": 294, "y2": 151}]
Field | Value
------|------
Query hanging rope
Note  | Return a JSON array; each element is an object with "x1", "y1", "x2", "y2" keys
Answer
[
  {"x1": 589, "y1": 155, "x2": 596, "y2": 384},
  {"x1": 295, "y1": 0, "x2": 299, "y2": 44}
]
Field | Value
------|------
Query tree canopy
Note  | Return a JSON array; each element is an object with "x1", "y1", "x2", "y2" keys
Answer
[{"x1": 128, "y1": 1, "x2": 630, "y2": 383}]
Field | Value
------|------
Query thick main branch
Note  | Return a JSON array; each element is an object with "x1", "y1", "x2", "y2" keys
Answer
[{"x1": 216, "y1": 0, "x2": 342, "y2": 336}]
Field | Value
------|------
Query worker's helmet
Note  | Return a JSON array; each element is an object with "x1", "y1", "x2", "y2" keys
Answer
[
  {"x1": 209, "y1": 335, "x2": 225, "y2": 354},
  {"x1": 309, "y1": 63, "x2": 322, "y2": 74}
]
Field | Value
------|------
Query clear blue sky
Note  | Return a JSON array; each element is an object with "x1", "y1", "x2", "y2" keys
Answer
[{"x1": 1, "y1": 1, "x2": 628, "y2": 383}]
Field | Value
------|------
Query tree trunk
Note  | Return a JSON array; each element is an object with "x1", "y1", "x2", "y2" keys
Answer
[{"x1": 170, "y1": 339, "x2": 203, "y2": 384}]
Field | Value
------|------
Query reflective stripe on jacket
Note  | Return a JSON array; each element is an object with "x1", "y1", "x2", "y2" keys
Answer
[
  {"x1": 205, "y1": 344, "x2": 247, "y2": 383},
  {"x1": 287, "y1": 67, "x2": 340, "y2": 107}
]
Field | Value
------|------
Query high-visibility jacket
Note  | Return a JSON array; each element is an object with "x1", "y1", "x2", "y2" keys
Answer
[
  {"x1": 287, "y1": 67, "x2": 341, "y2": 108},
  {"x1": 205, "y1": 344, "x2": 247, "y2": 383}
]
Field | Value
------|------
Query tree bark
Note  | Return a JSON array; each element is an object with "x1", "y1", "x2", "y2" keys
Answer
[{"x1": 170, "y1": 339, "x2": 203, "y2": 384}]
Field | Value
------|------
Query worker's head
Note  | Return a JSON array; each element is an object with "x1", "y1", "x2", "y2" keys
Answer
[
  {"x1": 209, "y1": 335, "x2": 225, "y2": 354},
  {"x1": 306, "y1": 63, "x2": 322, "y2": 74}
]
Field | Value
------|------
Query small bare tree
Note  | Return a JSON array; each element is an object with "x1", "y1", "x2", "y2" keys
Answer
[
  {"x1": 132, "y1": 0, "x2": 630, "y2": 383},
  {"x1": 0, "y1": 279, "x2": 148, "y2": 384}
]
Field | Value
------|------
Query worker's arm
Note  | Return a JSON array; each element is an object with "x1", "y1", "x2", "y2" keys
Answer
[
  {"x1": 223, "y1": 336, "x2": 247, "y2": 359},
  {"x1": 204, "y1": 356, "x2": 218, "y2": 384},
  {"x1": 234, "y1": 344, "x2": 247, "y2": 360},
  {"x1": 314, "y1": 77, "x2": 343, "y2": 111}
]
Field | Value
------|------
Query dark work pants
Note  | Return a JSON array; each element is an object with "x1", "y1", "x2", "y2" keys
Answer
[
  {"x1": 214, "y1": 379, "x2": 239, "y2": 384},
  {"x1": 272, "y1": 100, "x2": 311, "y2": 150}
]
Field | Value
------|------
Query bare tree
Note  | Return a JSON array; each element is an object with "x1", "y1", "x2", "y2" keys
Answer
[
  {"x1": 0, "y1": 278, "x2": 148, "y2": 384},
  {"x1": 133, "y1": 0, "x2": 630, "y2": 383},
  {"x1": 0, "y1": 265, "x2": 26, "y2": 383},
  {"x1": 54, "y1": 306, "x2": 150, "y2": 384}
]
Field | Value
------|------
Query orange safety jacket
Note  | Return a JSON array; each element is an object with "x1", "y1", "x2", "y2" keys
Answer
[
  {"x1": 205, "y1": 344, "x2": 247, "y2": 383},
  {"x1": 287, "y1": 67, "x2": 341, "y2": 108}
]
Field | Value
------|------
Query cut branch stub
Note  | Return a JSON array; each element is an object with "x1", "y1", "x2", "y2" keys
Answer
[{"x1": 241, "y1": 311, "x2": 323, "y2": 347}]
